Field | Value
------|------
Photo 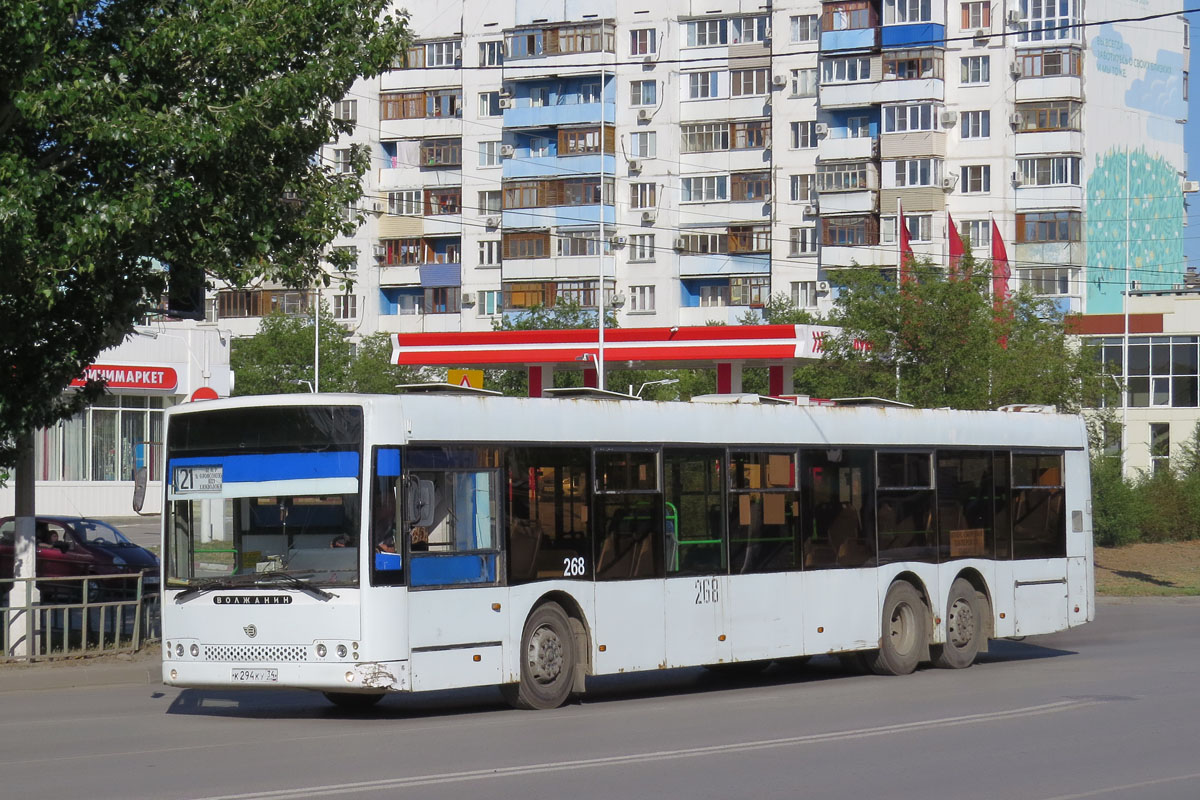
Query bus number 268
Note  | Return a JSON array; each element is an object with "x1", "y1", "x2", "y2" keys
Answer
[
  {"x1": 694, "y1": 577, "x2": 718, "y2": 605},
  {"x1": 563, "y1": 557, "x2": 587, "y2": 577}
]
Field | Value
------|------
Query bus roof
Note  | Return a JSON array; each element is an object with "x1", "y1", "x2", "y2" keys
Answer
[{"x1": 167, "y1": 393, "x2": 1087, "y2": 452}]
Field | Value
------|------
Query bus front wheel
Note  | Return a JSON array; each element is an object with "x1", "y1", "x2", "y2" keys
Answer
[
  {"x1": 869, "y1": 582, "x2": 927, "y2": 676},
  {"x1": 502, "y1": 602, "x2": 577, "y2": 710},
  {"x1": 931, "y1": 578, "x2": 985, "y2": 669}
]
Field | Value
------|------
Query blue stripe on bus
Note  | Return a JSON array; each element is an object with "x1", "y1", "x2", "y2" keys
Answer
[
  {"x1": 377, "y1": 448, "x2": 402, "y2": 477},
  {"x1": 409, "y1": 554, "x2": 497, "y2": 587},
  {"x1": 169, "y1": 452, "x2": 360, "y2": 483}
]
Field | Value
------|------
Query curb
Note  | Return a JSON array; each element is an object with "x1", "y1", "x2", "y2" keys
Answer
[{"x1": 0, "y1": 647, "x2": 162, "y2": 693}]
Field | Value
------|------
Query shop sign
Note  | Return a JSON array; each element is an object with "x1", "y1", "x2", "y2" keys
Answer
[{"x1": 71, "y1": 364, "x2": 178, "y2": 391}]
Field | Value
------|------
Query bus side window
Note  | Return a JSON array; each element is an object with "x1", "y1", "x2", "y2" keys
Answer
[{"x1": 371, "y1": 449, "x2": 404, "y2": 585}]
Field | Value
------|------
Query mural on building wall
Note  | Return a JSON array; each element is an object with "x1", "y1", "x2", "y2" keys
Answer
[{"x1": 1085, "y1": 18, "x2": 1187, "y2": 313}]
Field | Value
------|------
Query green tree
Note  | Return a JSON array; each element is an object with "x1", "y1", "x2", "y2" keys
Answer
[
  {"x1": 231, "y1": 311, "x2": 424, "y2": 395},
  {"x1": 1, "y1": 0, "x2": 409, "y2": 465},
  {"x1": 794, "y1": 256, "x2": 1107, "y2": 410}
]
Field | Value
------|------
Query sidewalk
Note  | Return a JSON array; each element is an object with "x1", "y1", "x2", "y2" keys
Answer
[{"x1": 0, "y1": 645, "x2": 162, "y2": 693}]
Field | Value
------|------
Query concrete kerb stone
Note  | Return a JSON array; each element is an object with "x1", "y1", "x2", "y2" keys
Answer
[{"x1": 0, "y1": 645, "x2": 162, "y2": 693}]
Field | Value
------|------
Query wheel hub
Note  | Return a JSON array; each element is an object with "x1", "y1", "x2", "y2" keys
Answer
[
  {"x1": 948, "y1": 598, "x2": 975, "y2": 648},
  {"x1": 528, "y1": 625, "x2": 563, "y2": 684},
  {"x1": 889, "y1": 603, "x2": 916, "y2": 654}
]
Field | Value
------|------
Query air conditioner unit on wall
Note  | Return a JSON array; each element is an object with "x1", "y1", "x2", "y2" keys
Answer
[
  {"x1": 485, "y1": 216, "x2": 500, "y2": 228},
  {"x1": 814, "y1": 122, "x2": 829, "y2": 137},
  {"x1": 1007, "y1": 9, "x2": 1023, "y2": 25},
  {"x1": 816, "y1": 281, "x2": 831, "y2": 294},
  {"x1": 940, "y1": 110, "x2": 959, "y2": 126},
  {"x1": 803, "y1": 204, "x2": 816, "y2": 216},
  {"x1": 498, "y1": 97, "x2": 514, "y2": 109},
  {"x1": 611, "y1": 235, "x2": 628, "y2": 246},
  {"x1": 1010, "y1": 111, "x2": 1024, "y2": 126},
  {"x1": 673, "y1": 237, "x2": 686, "y2": 250},
  {"x1": 1010, "y1": 61, "x2": 1024, "y2": 78},
  {"x1": 628, "y1": 159, "x2": 642, "y2": 173},
  {"x1": 499, "y1": 144, "x2": 514, "y2": 157},
  {"x1": 498, "y1": 87, "x2": 512, "y2": 98},
  {"x1": 373, "y1": 244, "x2": 387, "y2": 259},
  {"x1": 461, "y1": 292, "x2": 475, "y2": 307},
  {"x1": 641, "y1": 210, "x2": 657, "y2": 223},
  {"x1": 1012, "y1": 172, "x2": 1026, "y2": 187},
  {"x1": 1184, "y1": 180, "x2": 1200, "y2": 193},
  {"x1": 637, "y1": 108, "x2": 652, "y2": 122},
  {"x1": 771, "y1": 74, "x2": 788, "y2": 88},
  {"x1": 942, "y1": 175, "x2": 958, "y2": 191}
]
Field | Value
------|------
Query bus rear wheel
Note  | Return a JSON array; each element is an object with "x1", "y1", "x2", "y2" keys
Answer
[
  {"x1": 931, "y1": 578, "x2": 985, "y2": 669},
  {"x1": 869, "y1": 582, "x2": 927, "y2": 676},
  {"x1": 502, "y1": 602, "x2": 577, "y2": 710},
  {"x1": 323, "y1": 691, "x2": 385, "y2": 710}
]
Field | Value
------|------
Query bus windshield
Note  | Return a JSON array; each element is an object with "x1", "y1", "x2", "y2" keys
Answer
[{"x1": 165, "y1": 406, "x2": 363, "y2": 589}]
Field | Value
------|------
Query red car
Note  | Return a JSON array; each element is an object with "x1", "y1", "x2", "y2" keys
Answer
[{"x1": 0, "y1": 516, "x2": 159, "y2": 603}]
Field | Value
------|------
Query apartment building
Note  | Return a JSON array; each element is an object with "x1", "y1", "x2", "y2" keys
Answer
[{"x1": 214, "y1": 0, "x2": 1189, "y2": 337}]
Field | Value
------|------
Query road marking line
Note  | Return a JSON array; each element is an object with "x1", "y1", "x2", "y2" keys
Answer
[
  {"x1": 1037, "y1": 771, "x2": 1200, "y2": 800},
  {"x1": 188, "y1": 699, "x2": 1101, "y2": 800}
]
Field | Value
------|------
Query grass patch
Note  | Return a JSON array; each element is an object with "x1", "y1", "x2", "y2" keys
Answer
[{"x1": 1095, "y1": 541, "x2": 1200, "y2": 596}]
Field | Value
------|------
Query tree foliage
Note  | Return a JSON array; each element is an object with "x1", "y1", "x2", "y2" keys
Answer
[
  {"x1": 795, "y1": 256, "x2": 1108, "y2": 410},
  {"x1": 0, "y1": 0, "x2": 409, "y2": 463},
  {"x1": 231, "y1": 309, "x2": 423, "y2": 396}
]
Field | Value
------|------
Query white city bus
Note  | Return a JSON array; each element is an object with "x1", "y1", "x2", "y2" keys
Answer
[{"x1": 161, "y1": 392, "x2": 1093, "y2": 709}]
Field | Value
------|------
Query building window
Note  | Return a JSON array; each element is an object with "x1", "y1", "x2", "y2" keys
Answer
[
  {"x1": 729, "y1": 225, "x2": 770, "y2": 254},
  {"x1": 732, "y1": 15, "x2": 769, "y2": 44},
  {"x1": 817, "y1": 161, "x2": 870, "y2": 192},
  {"x1": 426, "y1": 40, "x2": 461, "y2": 67},
  {"x1": 388, "y1": 190, "x2": 422, "y2": 216},
  {"x1": 791, "y1": 281, "x2": 819, "y2": 308},
  {"x1": 631, "y1": 80, "x2": 656, "y2": 106},
  {"x1": 424, "y1": 187, "x2": 461, "y2": 215},
  {"x1": 680, "y1": 232, "x2": 728, "y2": 255},
  {"x1": 791, "y1": 14, "x2": 820, "y2": 42},
  {"x1": 821, "y1": 56, "x2": 873, "y2": 83},
  {"x1": 1019, "y1": 267, "x2": 1075, "y2": 296},
  {"x1": 699, "y1": 284, "x2": 729, "y2": 307},
  {"x1": 333, "y1": 100, "x2": 357, "y2": 122},
  {"x1": 629, "y1": 285, "x2": 656, "y2": 312},
  {"x1": 1018, "y1": 0, "x2": 1081, "y2": 43},
  {"x1": 883, "y1": 49, "x2": 942, "y2": 80},
  {"x1": 883, "y1": 103, "x2": 939, "y2": 133},
  {"x1": 557, "y1": 228, "x2": 605, "y2": 257},
  {"x1": 478, "y1": 240, "x2": 502, "y2": 267},
  {"x1": 731, "y1": 172, "x2": 771, "y2": 202},
  {"x1": 479, "y1": 141, "x2": 502, "y2": 167},
  {"x1": 681, "y1": 122, "x2": 729, "y2": 153},
  {"x1": 960, "y1": 55, "x2": 991, "y2": 84},
  {"x1": 681, "y1": 175, "x2": 728, "y2": 203},
  {"x1": 961, "y1": 2, "x2": 991, "y2": 29},
  {"x1": 424, "y1": 286, "x2": 460, "y2": 314},
  {"x1": 419, "y1": 138, "x2": 462, "y2": 167},
  {"x1": 731, "y1": 120, "x2": 768, "y2": 149},
  {"x1": 631, "y1": 28, "x2": 657, "y2": 55},
  {"x1": 791, "y1": 121, "x2": 818, "y2": 148},
  {"x1": 560, "y1": 127, "x2": 610, "y2": 155},
  {"x1": 823, "y1": 1, "x2": 876, "y2": 31},
  {"x1": 1015, "y1": 100, "x2": 1082, "y2": 131},
  {"x1": 789, "y1": 227, "x2": 818, "y2": 255},
  {"x1": 479, "y1": 91, "x2": 501, "y2": 117},
  {"x1": 333, "y1": 148, "x2": 353, "y2": 173},
  {"x1": 731, "y1": 69, "x2": 769, "y2": 97},
  {"x1": 961, "y1": 165, "x2": 992, "y2": 193},
  {"x1": 791, "y1": 68, "x2": 818, "y2": 97},
  {"x1": 893, "y1": 158, "x2": 942, "y2": 187},
  {"x1": 791, "y1": 174, "x2": 816, "y2": 203},
  {"x1": 885, "y1": 0, "x2": 932, "y2": 24},
  {"x1": 961, "y1": 110, "x2": 991, "y2": 138},
  {"x1": 821, "y1": 216, "x2": 878, "y2": 246},
  {"x1": 1110, "y1": 336, "x2": 1200, "y2": 409},
  {"x1": 846, "y1": 115, "x2": 871, "y2": 138},
  {"x1": 479, "y1": 40, "x2": 504, "y2": 66},
  {"x1": 687, "y1": 71, "x2": 721, "y2": 100},
  {"x1": 882, "y1": 214, "x2": 932, "y2": 243},
  {"x1": 631, "y1": 131, "x2": 656, "y2": 158},
  {"x1": 686, "y1": 19, "x2": 727, "y2": 47},
  {"x1": 477, "y1": 290, "x2": 501, "y2": 315},
  {"x1": 503, "y1": 232, "x2": 550, "y2": 260},
  {"x1": 478, "y1": 190, "x2": 502, "y2": 214},
  {"x1": 629, "y1": 234, "x2": 655, "y2": 262},
  {"x1": 1151, "y1": 423, "x2": 1171, "y2": 473},
  {"x1": 959, "y1": 219, "x2": 991, "y2": 249},
  {"x1": 528, "y1": 135, "x2": 550, "y2": 157},
  {"x1": 1017, "y1": 47, "x2": 1084, "y2": 77},
  {"x1": 1016, "y1": 210, "x2": 1082, "y2": 243},
  {"x1": 630, "y1": 182, "x2": 657, "y2": 209},
  {"x1": 731, "y1": 276, "x2": 770, "y2": 306},
  {"x1": 333, "y1": 294, "x2": 357, "y2": 320},
  {"x1": 1018, "y1": 156, "x2": 1081, "y2": 186}
]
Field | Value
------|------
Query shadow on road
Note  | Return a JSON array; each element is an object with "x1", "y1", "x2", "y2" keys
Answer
[{"x1": 164, "y1": 641, "x2": 1076, "y2": 720}]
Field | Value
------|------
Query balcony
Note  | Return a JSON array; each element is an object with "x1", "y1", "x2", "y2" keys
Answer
[
  {"x1": 1013, "y1": 184, "x2": 1085, "y2": 209},
  {"x1": 880, "y1": 130, "x2": 946, "y2": 159},
  {"x1": 1015, "y1": 76, "x2": 1083, "y2": 102},
  {"x1": 817, "y1": 190, "x2": 878, "y2": 214},
  {"x1": 820, "y1": 136, "x2": 876, "y2": 161},
  {"x1": 1014, "y1": 131, "x2": 1084, "y2": 157},
  {"x1": 500, "y1": 256, "x2": 616, "y2": 282},
  {"x1": 820, "y1": 28, "x2": 877, "y2": 52},
  {"x1": 821, "y1": 244, "x2": 892, "y2": 268},
  {"x1": 502, "y1": 153, "x2": 616, "y2": 180},
  {"x1": 502, "y1": 101, "x2": 616, "y2": 129},
  {"x1": 874, "y1": 77, "x2": 943, "y2": 103},
  {"x1": 502, "y1": 204, "x2": 615, "y2": 229},
  {"x1": 377, "y1": 265, "x2": 421, "y2": 287},
  {"x1": 881, "y1": 23, "x2": 944, "y2": 50},
  {"x1": 678, "y1": 253, "x2": 770, "y2": 278}
]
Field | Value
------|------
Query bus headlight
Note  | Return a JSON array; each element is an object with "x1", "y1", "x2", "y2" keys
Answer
[
  {"x1": 190, "y1": 644, "x2": 199, "y2": 657},
  {"x1": 176, "y1": 643, "x2": 184, "y2": 657},
  {"x1": 336, "y1": 644, "x2": 348, "y2": 658},
  {"x1": 316, "y1": 644, "x2": 327, "y2": 658}
]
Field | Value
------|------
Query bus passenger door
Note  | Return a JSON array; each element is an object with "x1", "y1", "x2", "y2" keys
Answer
[{"x1": 663, "y1": 449, "x2": 731, "y2": 668}]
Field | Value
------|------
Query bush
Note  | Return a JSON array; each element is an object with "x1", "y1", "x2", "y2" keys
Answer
[{"x1": 1090, "y1": 457, "x2": 1146, "y2": 547}]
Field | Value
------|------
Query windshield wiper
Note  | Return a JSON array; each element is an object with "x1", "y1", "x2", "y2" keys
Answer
[
  {"x1": 174, "y1": 577, "x2": 247, "y2": 600},
  {"x1": 251, "y1": 571, "x2": 337, "y2": 601}
]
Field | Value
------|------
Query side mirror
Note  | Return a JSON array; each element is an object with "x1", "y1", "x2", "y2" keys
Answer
[
  {"x1": 132, "y1": 467, "x2": 148, "y2": 513},
  {"x1": 403, "y1": 478, "x2": 435, "y2": 528}
]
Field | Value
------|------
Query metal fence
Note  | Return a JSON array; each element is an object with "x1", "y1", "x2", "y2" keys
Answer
[{"x1": 1, "y1": 573, "x2": 160, "y2": 662}]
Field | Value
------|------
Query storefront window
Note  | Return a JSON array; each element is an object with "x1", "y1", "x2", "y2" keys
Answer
[{"x1": 36, "y1": 395, "x2": 172, "y2": 483}]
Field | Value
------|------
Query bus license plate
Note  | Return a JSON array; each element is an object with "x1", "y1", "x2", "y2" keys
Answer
[{"x1": 231, "y1": 668, "x2": 278, "y2": 683}]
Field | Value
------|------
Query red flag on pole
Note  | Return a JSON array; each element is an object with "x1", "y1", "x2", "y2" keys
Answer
[
  {"x1": 948, "y1": 213, "x2": 965, "y2": 277},
  {"x1": 898, "y1": 201, "x2": 914, "y2": 286},
  {"x1": 992, "y1": 218, "x2": 1011, "y2": 349}
]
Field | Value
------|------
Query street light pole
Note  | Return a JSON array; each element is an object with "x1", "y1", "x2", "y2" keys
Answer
[
  {"x1": 596, "y1": 62, "x2": 607, "y2": 390},
  {"x1": 314, "y1": 287, "x2": 320, "y2": 393}
]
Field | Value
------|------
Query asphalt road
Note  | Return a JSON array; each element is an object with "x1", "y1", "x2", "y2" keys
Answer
[{"x1": 2, "y1": 597, "x2": 1198, "y2": 800}]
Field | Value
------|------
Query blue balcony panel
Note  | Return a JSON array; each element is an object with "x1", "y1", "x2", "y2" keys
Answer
[
  {"x1": 502, "y1": 101, "x2": 617, "y2": 129},
  {"x1": 502, "y1": 204, "x2": 616, "y2": 229},
  {"x1": 502, "y1": 154, "x2": 616, "y2": 179},
  {"x1": 419, "y1": 263, "x2": 461, "y2": 288},
  {"x1": 881, "y1": 23, "x2": 944, "y2": 49},
  {"x1": 820, "y1": 28, "x2": 876, "y2": 53},
  {"x1": 678, "y1": 253, "x2": 770, "y2": 278}
]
